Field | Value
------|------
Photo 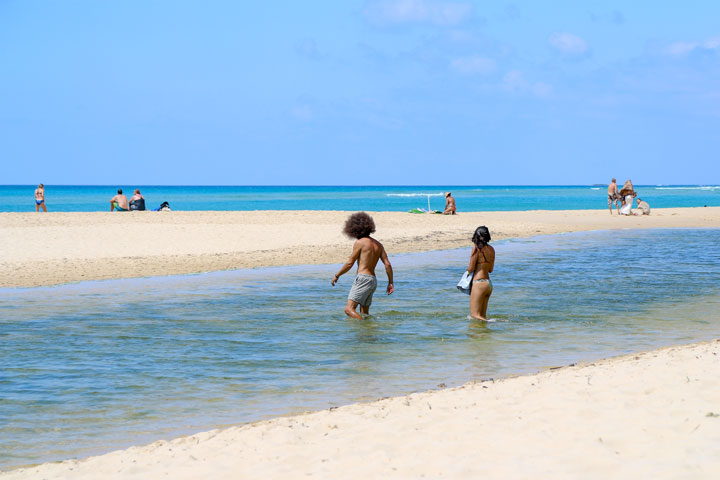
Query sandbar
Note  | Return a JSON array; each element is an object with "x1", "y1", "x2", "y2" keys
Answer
[{"x1": 1, "y1": 207, "x2": 718, "y2": 288}]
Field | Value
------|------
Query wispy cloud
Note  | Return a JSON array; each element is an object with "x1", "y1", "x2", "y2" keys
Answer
[
  {"x1": 502, "y1": 70, "x2": 552, "y2": 98},
  {"x1": 665, "y1": 36, "x2": 720, "y2": 56},
  {"x1": 548, "y1": 32, "x2": 588, "y2": 55},
  {"x1": 363, "y1": 0, "x2": 472, "y2": 27},
  {"x1": 450, "y1": 55, "x2": 496, "y2": 74}
]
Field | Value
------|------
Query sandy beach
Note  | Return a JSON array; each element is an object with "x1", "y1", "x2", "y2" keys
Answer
[
  {"x1": 3, "y1": 340, "x2": 719, "y2": 479},
  {"x1": 1, "y1": 207, "x2": 719, "y2": 288},
  {"x1": 2, "y1": 208, "x2": 719, "y2": 479}
]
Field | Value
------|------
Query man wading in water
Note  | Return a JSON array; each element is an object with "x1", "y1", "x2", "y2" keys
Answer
[{"x1": 331, "y1": 212, "x2": 394, "y2": 318}]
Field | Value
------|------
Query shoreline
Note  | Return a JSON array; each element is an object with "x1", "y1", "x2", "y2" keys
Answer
[
  {"x1": 2, "y1": 207, "x2": 719, "y2": 288},
  {"x1": 3, "y1": 339, "x2": 719, "y2": 478}
]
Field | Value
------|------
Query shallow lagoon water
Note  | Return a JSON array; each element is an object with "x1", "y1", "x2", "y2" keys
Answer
[{"x1": 1, "y1": 229, "x2": 719, "y2": 469}]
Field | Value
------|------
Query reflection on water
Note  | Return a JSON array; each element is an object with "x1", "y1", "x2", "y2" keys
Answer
[{"x1": 1, "y1": 229, "x2": 719, "y2": 469}]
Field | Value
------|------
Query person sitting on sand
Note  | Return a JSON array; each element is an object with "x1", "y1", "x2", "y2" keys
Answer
[
  {"x1": 129, "y1": 189, "x2": 146, "y2": 211},
  {"x1": 636, "y1": 197, "x2": 651, "y2": 215},
  {"x1": 607, "y1": 178, "x2": 619, "y2": 215},
  {"x1": 444, "y1": 192, "x2": 456, "y2": 215},
  {"x1": 467, "y1": 226, "x2": 495, "y2": 321},
  {"x1": 34, "y1": 184, "x2": 47, "y2": 212},
  {"x1": 331, "y1": 212, "x2": 394, "y2": 319},
  {"x1": 110, "y1": 189, "x2": 129, "y2": 212}
]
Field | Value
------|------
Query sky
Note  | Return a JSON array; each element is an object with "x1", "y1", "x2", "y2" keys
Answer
[{"x1": 1, "y1": 0, "x2": 719, "y2": 185}]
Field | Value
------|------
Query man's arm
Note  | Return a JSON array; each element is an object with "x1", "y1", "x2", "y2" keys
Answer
[
  {"x1": 380, "y1": 248, "x2": 394, "y2": 295},
  {"x1": 331, "y1": 241, "x2": 361, "y2": 286}
]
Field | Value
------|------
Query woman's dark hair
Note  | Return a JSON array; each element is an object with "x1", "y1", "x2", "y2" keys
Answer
[
  {"x1": 472, "y1": 226, "x2": 491, "y2": 249},
  {"x1": 343, "y1": 212, "x2": 376, "y2": 239}
]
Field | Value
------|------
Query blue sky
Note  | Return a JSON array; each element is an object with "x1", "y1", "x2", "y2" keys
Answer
[{"x1": 1, "y1": 0, "x2": 719, "y2": 185}]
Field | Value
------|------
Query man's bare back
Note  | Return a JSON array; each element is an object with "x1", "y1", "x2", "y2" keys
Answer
[
  {"x1": 332, "y1": 212, "x2": 394, "y2": 318},
  {"x1": 355, "y1": 237, "x2": 385, "y2": 276}
]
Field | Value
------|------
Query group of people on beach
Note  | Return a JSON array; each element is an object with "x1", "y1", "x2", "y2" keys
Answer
[
  {"x1": 110, "y1": 188, "x2": 146, "y2": 211},
  {"x1": 332, "y1": 212, "x2": 494, "y2": 321},
  {"x1": 608, "y1": 178, "x2": 650, "y2": 216},
  {"x1": 32, "y1": 185, "x2": 149, "y2": 212}
]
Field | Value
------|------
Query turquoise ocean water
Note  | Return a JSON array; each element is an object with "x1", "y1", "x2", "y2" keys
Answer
[
  {"x1": 1, "y1": 228, "x2": 719, "y2": 470},
  {"x1": 2, "y1": 185, "x2": 719, "y2": 212}
]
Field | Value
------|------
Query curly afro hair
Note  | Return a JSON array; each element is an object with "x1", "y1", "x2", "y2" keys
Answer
[{"x1": 343, "y1": 212, "x2": 376, "y2": 239}]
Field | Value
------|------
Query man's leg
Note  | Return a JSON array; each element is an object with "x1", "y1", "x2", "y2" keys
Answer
[
  {"x1": 344, "y1": 299, "x2": 362, "y2": 319},
  {"x1": 359, "y1": 304, "x2": 370, "y2": 315}
]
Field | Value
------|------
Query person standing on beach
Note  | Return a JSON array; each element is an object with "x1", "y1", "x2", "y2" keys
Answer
[
  {"x1": 331, "y1": 212, "x2": 394, "y2": 318},
  {"x1": 607, "y1": 178, "x2": 619, "y2": 215},
  {"x1": 444, "y1": 192, "x2": 456, "y2": 215},
  {"x1": 618, "y1": 180, "x2": 636, "y2": 215},
  {"x1": 110, "y1": 189, "x2": 130, "y2": 211},
  {"x1": 467, "y1": 226, "x2": 495, "y2": 321},
  {"x1": 34, "y1": 184, "x2": 47, "y2": 212}
]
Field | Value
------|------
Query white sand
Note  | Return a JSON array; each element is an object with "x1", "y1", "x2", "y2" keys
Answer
[
  {"x1": 1, "y1": 207, "x2": 718, "y2": 287},
  {"x1": 3, "y1": 208, "x2": 719, "y2": 478},
  {"x1": 3, "y1": 340, "x2": 719, "y2": 479}
]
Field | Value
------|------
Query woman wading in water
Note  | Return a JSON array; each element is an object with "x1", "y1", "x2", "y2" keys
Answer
[{"x1": 467, "y1": 226, "x2": 495, "y2": 320}]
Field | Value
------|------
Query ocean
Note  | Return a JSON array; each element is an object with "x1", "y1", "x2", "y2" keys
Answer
[
  {"x1": 2, "y1": 185, "x2": 719, "y2": 212},
  {"x1": 1, "y1": 228, "x2": 719, "y2": 469}
]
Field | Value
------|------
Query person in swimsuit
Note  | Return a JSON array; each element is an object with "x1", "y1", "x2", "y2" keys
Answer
[
  {"x1": 607, "y1": 178, "x2": 619, "y2": 215},
  {"x1": 467, "y1": 226, "x2": 495, "y2": 321},
  {"x1": 444, "y1": 192, "x2": 456, "y2": 215},
  {"x1": 331, "y1": 212, "x2": 394, "y2": 319},
  {"x1": 110, "y1": 188, "x2": 130, "y2": 211},
  {"x1": 34, "y1": 184, "x2": 47, "y2": 212}
]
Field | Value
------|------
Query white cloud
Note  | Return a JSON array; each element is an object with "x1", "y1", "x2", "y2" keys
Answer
[
  {"x1": 450, "y1": 55, "x2": 496, "y2": 74},
  {"x1": 548, "y1": 32, "x2": 588, "y2": 55},
  {"x1": 666, "y1": 36, "x2": 720, "y2": 56},
  {"x1": 363, "y1": 0, "x2": 472, "y2": 27}
]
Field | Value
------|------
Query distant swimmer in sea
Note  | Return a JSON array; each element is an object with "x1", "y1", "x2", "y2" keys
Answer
[
  {"x1": 34, "y1": 184, "x2": 47, "y2": 212},
  {"x1": 110, "y1": 188, "x2": 130, "y2": 212},
  {"x1": 444, "y1": 192, "x2": 456, "y2": 215},
  {"x1": 331, "y1": 212, "x2": 394, "y2": 319},
  {"x1": 607, "y1": 178, "x2": 619, "y2": 215},
  {"x1": 467, "y1": 226, "x2": 495, "y2": 321}
]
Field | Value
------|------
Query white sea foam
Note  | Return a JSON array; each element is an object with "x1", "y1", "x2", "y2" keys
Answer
[
  {"x1": 386, "y1": 193, "x2": 445, "y2": 197},
  {"x1": 654, "y1": 186, "x2": 720, "y2": 191},
  {"x1": 590, "y1": 188, "x2": 600, "y2": 190}
]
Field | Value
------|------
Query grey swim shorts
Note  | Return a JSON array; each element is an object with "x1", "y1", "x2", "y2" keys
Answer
[{"x1": 348, "y1": 274, "x2": 378, "y2": 307}]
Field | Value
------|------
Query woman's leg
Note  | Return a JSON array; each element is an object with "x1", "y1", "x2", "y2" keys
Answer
[
  {"x1": 480, "y1": 285, "x2": 493, "y2": 318},
  {"x1": 470, "y1": 281, "x2": 491, "y2": 320}
]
